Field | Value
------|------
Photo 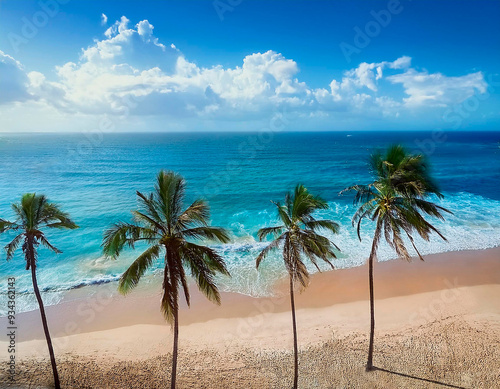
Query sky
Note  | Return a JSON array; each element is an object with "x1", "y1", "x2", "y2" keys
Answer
[{"x1": 0, "y1": 0, "x2": 499, "y2": 132}]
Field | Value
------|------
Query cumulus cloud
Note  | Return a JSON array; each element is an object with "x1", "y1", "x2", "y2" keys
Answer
[
  {"x1": 136, "y1": 20, "x2": 153, "y2": 38},
  {"x1": 136, "y1": 20, "x2": 165, "y2": 50},
  {"x1": 0, "y1": 50, "x2": 31, "y2": 104},
  {"x1": 0, "y1": 16, "x2": 490, "y2": 131},
  {"x1": 101, "y1": 13, "x2": 108, "y2": 26},
  {"x1": 337, "y1": 57, "x2": 412, "y2": 93},
  {"x1": 387, "y1": 69, "x2": 487, "y2": 107}
]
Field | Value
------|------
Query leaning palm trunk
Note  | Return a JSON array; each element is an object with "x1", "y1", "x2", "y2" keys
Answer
[
  {"x1": 343, "y1": 145, "x2": 451, "y2": 372},
  {"x1": 30, "y1": 255, "x2": 61, "y2": 389},
  {"x1": 289, "y1": 275, "x2": 299, "y2": 389},
  {"x1": 171, "y1": 310, "x2": 179, "y2": 389},
  {"x1": 366, "y1": 228, "x2": 379, "y2": 371},
  {"x1": 0, "y1": 194, "x2": 78, "y2": 389}
]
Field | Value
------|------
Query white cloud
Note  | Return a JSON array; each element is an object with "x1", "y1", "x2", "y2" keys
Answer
[
  {"x1": 136, "y1": 20, "x2": 165, "y2": 50},
  {"x1": 101, "y1": 13, "x2": 108, "y2": 26},
  {"x1": 136, "y1": 20, "x2": 153, "y2": 38},
  {"x1": 337, "y1": 57, "x2": 412, "y2": 93},
  {"x1": 104, "y1": 16, "x2": 129, "y2": 39},
  {"x1": 375, "y1": 96, "x2": 402, "y2": 117},
  {"x1": 0, "y1": 16, "x2": 491, "y2": 131},
  {"x1": 0, "y1": 50, "x2": 32, "y2": 104},
  {"x1": 390, "y1": 55, "x2": 412, "y2": 69},
  {"x1": 387, "y1": 69, "x2": 487, "y2": 107}
]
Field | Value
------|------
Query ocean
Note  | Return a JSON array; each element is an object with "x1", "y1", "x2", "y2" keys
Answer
[{"x1": 0, "y1": 131, "x2": 499, "y2": 314}]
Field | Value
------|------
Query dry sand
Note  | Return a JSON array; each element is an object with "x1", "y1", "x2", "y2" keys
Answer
[{"x1": 1, "y1": 247, "x2": 499, "y2": 388}]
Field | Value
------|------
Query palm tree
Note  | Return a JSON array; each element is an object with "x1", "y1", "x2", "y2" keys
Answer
[
  {"x1": 256, "y1": 184, "x2": 340, "y2": 389},
  {"x1": 102, "y1": 170, "x2": 230, "y2": 389},
  {"x1": 342, "y1": 145, "x2": 451, "y2": 371},
  {"x1": 0, "y1": 193, "x2": 78, "y2": 389}
]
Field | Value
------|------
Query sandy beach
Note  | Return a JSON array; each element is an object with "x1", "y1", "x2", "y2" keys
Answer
[{"x1": 1, "y1": 247, "x2": 499, "y2": 388}]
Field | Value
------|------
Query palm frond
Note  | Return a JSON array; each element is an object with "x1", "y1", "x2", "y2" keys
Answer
[
  {"x1": 297, "y1": 230, "x2": 337, "y2": 270},
  {"x1": 102, "y1": 223, "x2": 157, "y2": 259},
  {"x1": 257, "y1": 226, "x2": 284, "y2": 241},
  {"x1": 118, "y1": 245, "x2": 161, "y2": 294},
  {"x1": 386, "y1": 216, "x2": 411, "y2": 261},
  {"x1": 291, "y1": 184, "x2": 328, "y2": 220},
  {"x1": 350, "y1": 145, "x2": 450, "y2": 266},
  {"x1": 256, "y1": 235, "x2": 284, "y2": 269},
  {"x1": 40, "y1": 202, "x2": 78, "y2": 229},
  {"x1": 177, "y1": 258, "x2": 191, "y2": 307},
  {"x1": 0, "y1": 219, "x2": 18, "y2": 233},
  {"x1": 182, "y1": 226, "x2": 231, "y2": 243},
  {"x1": 156, "y1": 171, "x2": 185, "y2": 228},
  {"x1": 177, "y1": 199, "x2": 210, "y2": 229},
  {"x1": 4, "y1": 233, "x2": 24, "y2": 260},
  {"x1": 161, "y1": 263, "x2": 178, "y2": 324},
  {"x1": 19, "y1": 193, "x2": 37, "y2": 229},
  {"x1": 341, "y1": 184, "x2": 377, "y2": 205},
  {"x1": 180, "y1": 242, "x2": 227, "y2": 305},
  {"x1": 303, "y1": 219, "x2": 339, "y2": 234},
  {"x1": 182, "y1": 242, "x2": 230, "y2": 276},
  {"x1": 38, "y1": 235, "x2": 62, "y2": 254},
  {"x1": 405, "y1": 232, "x2": 425, "y2": 261},
  {"x1": 273, "y1": 201, "x2": 292, "y2": 227},
  {"x1": 287, "y1": 234, "x2": 309, "y2": 288},
  {"x1": 136, "y1": 191, "x2": 164, "y2": 226},
  {"x1": 300, "y1": 229, "x2": 339, "y2": 255},
  {"x1": 370, "y1": 218, "x2": 384, "y2": 261},
  {"x1": 132, "y1": 210, "x2": 166, "y2": 233},
  {"x1": 257, "y1": 185, "x2": 340, "y2": 288},
  {"x1": 411, "y1": 198, "x2": 452, "y2": 218}
]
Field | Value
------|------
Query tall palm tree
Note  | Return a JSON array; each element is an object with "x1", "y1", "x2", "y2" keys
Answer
[
  {"x1": 342, "y1": 145, "x2": 451, "y2": 371},
  {"x1": 102, "y1": 170, "x2": 230, "y2": 389},
  {"x1": 256, "y1": 184, "x2": 340, "y2": 389},
  {"x1": 0, "y1": 193, "x2": 78, "y2": 389}
]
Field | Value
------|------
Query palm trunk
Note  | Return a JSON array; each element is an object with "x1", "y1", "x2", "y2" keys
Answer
[
  {"x1": 165, "y1": 248, "x2": 179, "y2": 389},
  {"x1": 30, "y1": 257, "x2": 61, "y2": 388},
  {"x1": 170, "y1": 308, "x2": 179, "y2": 389},
  {"x1": 289, "y1": 275, "x2": 299, "y2": 389},
  {"x1": 366, "y1": 230, "x2": 379, "y2": 372}
]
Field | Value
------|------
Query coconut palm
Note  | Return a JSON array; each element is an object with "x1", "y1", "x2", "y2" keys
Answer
[
  {"x1": 342, "y1": 145, "x2": 451, "y2": 371},
  {"x1": 256, "y1": 184, "x2": 340, "y2": 389},
  {"x1": 0, "y1": 193, "x2": 78, "y2": 389},
  {"x1": 102, "y1": 170, "x2": 230, "y2": 389}
]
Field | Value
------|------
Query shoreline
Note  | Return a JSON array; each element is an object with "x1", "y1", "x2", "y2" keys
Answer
[{"x1": 1, "y1": 246, "x2": 498, "y2": 343}]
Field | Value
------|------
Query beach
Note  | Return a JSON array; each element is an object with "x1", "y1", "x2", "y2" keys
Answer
[
  {"x1": 1, "y1": 1, "x2": 499, "y2": 387},
  {"x1": 1, "y1": 247, "x2": 499, "y2": 388}
]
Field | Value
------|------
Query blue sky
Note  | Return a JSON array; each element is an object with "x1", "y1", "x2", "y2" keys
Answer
[{"x1": 0, "y1": 0, "x2": 499, "y2": 132}]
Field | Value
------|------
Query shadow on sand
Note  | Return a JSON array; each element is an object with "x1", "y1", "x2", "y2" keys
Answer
[{"x1": 374, "y1": 367, "x2": 467, "y2": 389}]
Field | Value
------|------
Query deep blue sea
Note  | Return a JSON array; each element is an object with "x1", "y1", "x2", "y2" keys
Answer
[{"x1": 1, "y1": 131, "x2": 499, "y2": 313}]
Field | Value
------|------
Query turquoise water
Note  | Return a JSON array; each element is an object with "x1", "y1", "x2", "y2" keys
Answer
[{"x1": 0, "y1": 131, "x2": 499, "y2": 313}]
